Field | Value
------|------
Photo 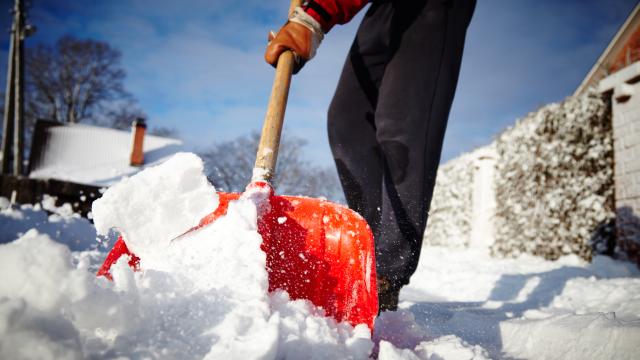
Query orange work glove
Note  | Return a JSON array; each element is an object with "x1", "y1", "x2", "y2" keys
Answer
[{"x1": 265, "y1": 7, "x2": 324, "y2": 74}]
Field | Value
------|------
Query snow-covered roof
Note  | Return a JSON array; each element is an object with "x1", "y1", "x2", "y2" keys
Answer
[{"x1": 29, "y1": 121, "x2": 182, "y2": 187}]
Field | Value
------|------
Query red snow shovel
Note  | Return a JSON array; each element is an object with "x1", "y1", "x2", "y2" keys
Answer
[{"x1": 97, "y1": 0, "x2": 378, "y2": 329}]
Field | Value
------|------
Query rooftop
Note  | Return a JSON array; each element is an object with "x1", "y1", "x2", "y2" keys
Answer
[{"x1": 28, "y1": 120, "x2": 183, "y2": 187}]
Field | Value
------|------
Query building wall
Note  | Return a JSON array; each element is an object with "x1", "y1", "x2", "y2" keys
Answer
[
  {"x1": 600, "y1": 62, "x2": 640, "y2": 266},
  {"x1": 612, "y1": 81, "x2": 640, "y2": 266}
]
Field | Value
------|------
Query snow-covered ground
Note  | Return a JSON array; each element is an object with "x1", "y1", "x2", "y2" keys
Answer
[
  {"x1": 393, "y1": 248, "x2": 640, "y2": 359},
  {"x1": 1, "y1": 153, "x2": 639, "y2": 359}
]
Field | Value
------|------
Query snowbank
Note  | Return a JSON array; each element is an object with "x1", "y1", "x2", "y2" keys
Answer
[{"x1": 0, "y1": 152, "x2": 374, "y2": 359}]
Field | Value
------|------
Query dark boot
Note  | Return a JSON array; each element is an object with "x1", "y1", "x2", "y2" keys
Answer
[{"x1": 377, "y1": 277, "x2": 399, "y2": 312}]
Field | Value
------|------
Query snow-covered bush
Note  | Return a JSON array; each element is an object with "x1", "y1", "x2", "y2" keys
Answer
[
  {"x1": 423, "y1": 152, "x2": 474, "y2": 247},
  {"x1": 492, "y1": 90, "x2": 614, "y2": 261}
]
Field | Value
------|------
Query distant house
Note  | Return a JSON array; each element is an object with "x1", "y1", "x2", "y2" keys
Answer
[
  {"x1": 28, "y1": 119, "x2": 181, "y2": 187},
  {"x1": 0, "y1": 119, "x2": 182, "y2": 215}
]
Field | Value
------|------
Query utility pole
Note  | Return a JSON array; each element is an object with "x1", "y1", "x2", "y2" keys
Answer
[
  {"x1": 12, "y1": 0, "x2": 25, "y2": 176},
  {"x1": 0, "y1": 0, "x2": 35, "y2": 176},
  {"x1": 0, "y1": 2, "x2": 17, "y2": 174}
]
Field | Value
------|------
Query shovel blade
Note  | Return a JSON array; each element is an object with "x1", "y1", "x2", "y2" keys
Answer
[{"x1": 97, "y1": 192, "x2": 379, "y2": 329}]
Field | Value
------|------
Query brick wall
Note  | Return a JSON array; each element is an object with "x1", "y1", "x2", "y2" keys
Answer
[{"x1": 602, "y1": 62, "x2": 640, "y2": 266}]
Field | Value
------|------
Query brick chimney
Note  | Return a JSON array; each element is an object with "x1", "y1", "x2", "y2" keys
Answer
[{"x1": 130, "y1": 118, "x2": 146, "y2": 166}]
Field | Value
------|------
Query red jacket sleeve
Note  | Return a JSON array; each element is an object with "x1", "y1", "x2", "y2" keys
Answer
[{"x1": 302, "y1": 0, "x2": 370, "y2": 33}]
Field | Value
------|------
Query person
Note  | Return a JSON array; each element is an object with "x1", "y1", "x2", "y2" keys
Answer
[{"x1": 265, "y1": 0, "x2": 476, "y2": 311}]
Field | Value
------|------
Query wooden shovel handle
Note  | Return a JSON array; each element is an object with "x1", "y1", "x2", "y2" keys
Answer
[{"x1": 253, "y1": 0, "x2": 303, "y2": 183}]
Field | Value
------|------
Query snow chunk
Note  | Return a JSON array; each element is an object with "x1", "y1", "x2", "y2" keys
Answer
[{"x1": 92, "y1": 152, "x2": 218, "y2": 269}]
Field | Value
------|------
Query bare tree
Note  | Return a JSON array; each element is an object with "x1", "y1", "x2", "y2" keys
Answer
[
  {"x1": 148, "y1": 126, "x2": 179, "y2": 138},
  {"x1": 105, "y1": 101, "x2": 146, "y2": 130},
  {"x1": 23, "y1": 36, "x2": 177, "y2": 138},
  {"x1": 100, "y1": 101, "x2": 178, "y2": 137},
  {"x1": 199, "y1": 132, "x2": 344, "y2": 203},
  {"x1": 26, "y1": 35, "x2": 130, "y2": 124}
]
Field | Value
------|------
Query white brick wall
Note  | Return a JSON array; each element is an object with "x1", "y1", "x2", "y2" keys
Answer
[{"x1": 603, "y1": 62, "x2": 640, "y2": 265}]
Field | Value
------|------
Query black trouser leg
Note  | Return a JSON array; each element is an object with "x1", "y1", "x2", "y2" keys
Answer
[
  {"x1": 329, "y1": 0, "x2": 475, "y2": 289},
  {"x1": 328, "y1": 2, "x2": 394, "y2": 236}
]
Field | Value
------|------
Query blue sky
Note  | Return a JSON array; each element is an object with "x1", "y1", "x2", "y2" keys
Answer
[{"x1": 0, "y1": 0, "x2": 637, "y2": 165}]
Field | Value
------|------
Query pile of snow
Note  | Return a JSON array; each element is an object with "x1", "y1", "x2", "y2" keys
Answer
[
  {"x1": 1, "y1": 152, "x2": 638, "y2": 359},
  {"x1": 0, "y1": 153, "x2": 372, "y2": 359},
  {"x1": 91, "y1": 152, "x2": 219, "y2": 271},
  {"x1": 492, "y1": 89, "x2": 614, "y2": 261},
  {"x1": 423, "y1": 151, "x2": 474, "y2": 248}
]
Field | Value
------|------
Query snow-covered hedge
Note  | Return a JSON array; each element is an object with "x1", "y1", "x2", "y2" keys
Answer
[
  {"x1": 423, "y1": 152, "x2": 474, "y2": 247},
  {"x1": 492, "y1": 90, "x2": 614, "y2": 261}
]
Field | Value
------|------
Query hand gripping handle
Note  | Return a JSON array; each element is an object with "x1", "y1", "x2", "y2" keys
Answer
[{"x1": 252, "y1": 0, "x2": 304, "y2": 183}]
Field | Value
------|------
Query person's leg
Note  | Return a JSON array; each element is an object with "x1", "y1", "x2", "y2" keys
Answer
[
  {"x1": 374, "y1": 0, "x2": 476, "y2": 298},
  {"x1": 328, "y1": 2, "x2": 395, "y2": 235}
]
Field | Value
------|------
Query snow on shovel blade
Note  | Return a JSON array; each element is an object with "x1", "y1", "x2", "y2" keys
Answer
[{"x1": 97, "y1": 187, "x2": 379, "y2": 330}]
